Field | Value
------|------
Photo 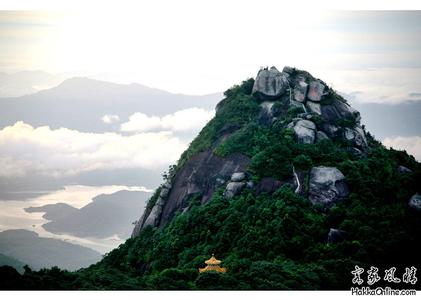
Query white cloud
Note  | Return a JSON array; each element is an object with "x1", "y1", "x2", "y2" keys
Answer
[
  {"x1": 383, "y1": 136, "x2": 421, "y2": 162},
  {"x1": 0, "y1": 121, "x2": 187, "y2": 178},
  {"x1": 101, "y1": 114, "x2": 120, "y2": 124},
  {"x1": 120, "y1": 113, "x2": 161, "y2": 132},
  {"x1": 121, "y1": 107, "x2": 215, "y2": 133}
]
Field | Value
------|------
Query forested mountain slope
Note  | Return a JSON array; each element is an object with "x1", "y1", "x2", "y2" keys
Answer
[{"x1": 1, "y1": 66, "x2": 420, "y2": 290}]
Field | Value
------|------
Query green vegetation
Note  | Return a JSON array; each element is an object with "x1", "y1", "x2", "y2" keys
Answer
[
  {"x1": 335, "y1": 117, "x2": 357, "y2": 129},
  {"x1": 2, "y1": 78, "x2": 420, "y2": 290},
  {"x1": 320, "y1": 88, "x2": 348, "y2": 105},
  {"x1": 145, "y1": 187, "x2": 162, "y2": 210},
  {"x1": 178, "y1": 78, "x2": 259, "y2": 167}
]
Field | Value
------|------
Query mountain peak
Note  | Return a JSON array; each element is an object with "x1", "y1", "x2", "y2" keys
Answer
[
  {"x1": 44, "y1": 77, "x2": 171, "y2": 97},
  {"x1": 251, "y1": 65, "x2": 366, "y2": 150},
  {"x1": 132, "y1": 65, "x2": 371, "y2": 235}
]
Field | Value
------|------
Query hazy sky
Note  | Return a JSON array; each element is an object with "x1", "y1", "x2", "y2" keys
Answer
[
  {"x1": 1, "y1": 7, "x2": 421, "y2": 163},
  {"x1": 1, "y1": 8, "x2": 421, "y2": 102}
]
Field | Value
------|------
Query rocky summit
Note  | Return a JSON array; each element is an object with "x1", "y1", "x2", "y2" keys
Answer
[
  {"x1": 133, "y1": 66, "x2": 370, "y2": 235},
  {"x1": 255, "y1": 66, "x2": 366, "y2": 151}
]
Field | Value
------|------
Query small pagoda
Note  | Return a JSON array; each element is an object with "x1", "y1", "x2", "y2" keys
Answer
[{"x1": 199, "y1": 254, "x2": 227, "y2": 273}]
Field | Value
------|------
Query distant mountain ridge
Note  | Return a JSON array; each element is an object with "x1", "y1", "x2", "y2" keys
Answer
[
  {"x1": 25, "y1": 190, "x2": 151, "y2": 239},
  {"x1": 1, "y1": 75, "x2": 419, "y2": 139},
  {"x1": 0, "y1": 76, "x2": 222, "y2": 132},
  {"x1": 0, "y1": 77, "x2": 222, "y2": 199},
  {"x1": 38, "y1": 77, "x2": 172, "y2": 98},
  {"x1": 0, "y1": 70, "x2": 68, "y2": 98},
  {"x1": 0, "y1": 229, "x2": 101, "y2": 271}
]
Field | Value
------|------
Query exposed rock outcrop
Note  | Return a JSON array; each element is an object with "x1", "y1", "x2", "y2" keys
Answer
[
  {"x1": 252, "y1": 65, "x2": 367, "y2": 151},
  {"x1": 307, "y1": 81, "x2": 325, "y2": 102},
  {"x1": 259, "y1": 101, "x2": 276, "y2": 125},
  {"x1": 308, "y1": 167, "x2": 349, "y2": 208},
  {"x1": 133, "y1": 150, "x2": 250, "y2": 233},
  {"x1": 255, "y1": 177, "x2": 283, "y2": 195},
  {"x1": 132, "y1": 65, "x2": 371, "y2": 237},
  {"x1": 306, "y1": 101, "x2": 321, "y2": 115},
  {"x1": 293, "y1": 119, "x2": 316, "y2": 144},
  {"x1": 398, "y1": 165, "x2": 412, "y2": 174},
  {"x1": 327, "y1": 228, "x2": 347, "y2": 244},
  {"x1": 224, "y1": 182, "x2": 246, "y2": 199},
  {"x1": 252, "y1": 67, "x2": 289, "y2": 98},
  {"x1": 409, "y1": 193, "x2": 421, "y2": 211},
  {"x1": 316, "y1": 131, "x2": 329, "y2": 141},
  {"x1": 231, "y1": 172, "x2": 246, "y2": 182},
  {"x1": 142, "y1": 197, "x2": 165, "y2": 227},
  {"x1": 320, "y1": 100, "x2": 360, "y2": 124},
  {"x1": 320, "y1": 123, "x2": 340, "y2": 138},
  {"x1": 282, "y1": 66, "x2": 294, "y2": 75},
  {"x1": 293, "y1": 81, "x2": 308, "y2": 102},
  {"x1": 344, "y1": 126, "x2": 368, "y2": 149}
]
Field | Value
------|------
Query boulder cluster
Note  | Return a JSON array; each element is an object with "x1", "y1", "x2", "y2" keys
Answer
[
  {"x1": 251, "y1": 67, "x2": 361, "y2": 209},
  {"x1": 253, "y1": 66, "x2": 368, "y2": 153},
  {"x1": 222, "y1": 166, "x2": 349, "y2": 210},
  {"x1": 224, "y1": 172, "x2": 254, "y2": 198},
  {"x1": 308, "y1": 167, "x2": 349, "y2": 208}
]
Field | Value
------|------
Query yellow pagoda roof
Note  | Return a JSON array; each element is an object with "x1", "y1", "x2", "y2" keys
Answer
[
  {"x1": 205, "y1": 254, "x2": 221, "y2": 265},
  {"x1": 199, "y1": 254, "x2": 227, "y2": 273}
]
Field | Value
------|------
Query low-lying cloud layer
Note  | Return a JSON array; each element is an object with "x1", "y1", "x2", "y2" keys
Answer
[
  {"x1": 0, "y1": 107, "x2": 216, "y2": 179},
  {"x1": 383, "y1": 136, "x2": 421, "y2": 162},
  {"x1": 0, "y1": 121, "x2": 187, "y2": 178},
  {"x1": 120, "y1": 107, "x2": 215, "y2": 133}
]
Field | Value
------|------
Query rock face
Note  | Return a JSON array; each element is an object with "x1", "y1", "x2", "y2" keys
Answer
[
  {"x1": 307, "y1": 81, "x2": 325, "y2": 101},
  {"x1": 308, "y1": 167, "x2": 349, "y2": 208},
  {"x1": 408, "y1": 193, "x2": 421, "y2": 211},
  {"x1": 224, "y1": 182, "x2": 246, "y2": 199},
  {"x1": 306, "y1": 101, "x2": 321, "y2": 115},
  {"x1": 133, "y1": 150, "x2": 250, "y2": 234},
  {"x1": 293, "y1": 119, "x2": 316, "y2": 144},
  {"x1": 293, "y1": 81, "x2": 308, "y2": 102},
  {"x1": 231, "y1": 172, "x2": 246, "y2": 182},
  {"x1": 282, "y1": 66, "x2": 294, "y2": 74},
  {"x1": 255, "y1": 177, "x2": 283, "y2": 195},
  {"x1": 252, "y1": 66, "x2": 289, "y2": 98},
  {"x1": 344, "y1": 126, "x2": 368, "y2": 149},
  {"x1": 316, "y1": 131, "x2": 329, "y2": 141},
  {"x1": 142, "y1": 197, "x2": 165, "y2": 227},
  {"x1": 259, "y1": 101, "x2": 276, "y2": 125},
  {"x1": 327, "y1": 228, "x2": 347, "y2": 244},
  {"x1": 321, "y1": 100, "x2": 360, "y2": 124},
  {"x1": 398, "y1": 165, "x2": 412, "y2": 174}
]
